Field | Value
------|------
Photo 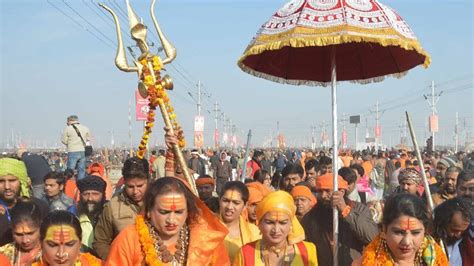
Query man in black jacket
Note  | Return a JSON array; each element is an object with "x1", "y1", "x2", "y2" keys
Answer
[{"x1": 17, "y1": 147, "x2": 52, "y2": 199}]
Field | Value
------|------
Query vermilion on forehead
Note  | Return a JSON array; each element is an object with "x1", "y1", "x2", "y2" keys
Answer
[
  {"x1": 45, "y1": 225, "x2": 79, "y2": 243},
  {"x1": 399, "y1": 217, "x2": 421, "y2": 231},
  {"x1": 159, "y1": 194, "x2": 186, "y2": 211}
]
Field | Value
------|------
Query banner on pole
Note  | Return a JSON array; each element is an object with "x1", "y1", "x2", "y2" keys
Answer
[
  {"x1": 194, "y1": 131, "x2": 204, "y2": 149},
  {"x1": 342, "y1": 130, "x2": 347, "y2": 147},
  {"x1": 429, "y1": 115, "x2": 439, "y2": 133},
  {"x1": 135, "y1": 91, "x2": 149, "y2": 121},
  {"x1": 194, "y1": 116, "x2": 205, "y2": 148},
  {"x1": 194, "y1": 116, "x2": 205, "y2": 132},
  {"x1": 375, "y1": 125, "x2": 381, "y2": 138},
  {"x1": 214, "y1": 129, "x2": 219, "y2": 147}
]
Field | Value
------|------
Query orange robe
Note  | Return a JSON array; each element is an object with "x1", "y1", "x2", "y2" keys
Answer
[
  {"x1": 32, "y1": 253, "x2": 102, "y2": 266},
  {"x1": 64, "y1": 179, "x2": 80, "y2": 202},
  {"x1": 107, "y1": 200, "x2": 230, "y2": 266},
  {"x1": 88, "y1": 163, "x2": 113, "y2": 200},
  {"x1": 0, "y1": 254, "x2": 11, "y2": 266},
  {"x1": 361, "y1": 161, "x2": 373, "y2": 176}
]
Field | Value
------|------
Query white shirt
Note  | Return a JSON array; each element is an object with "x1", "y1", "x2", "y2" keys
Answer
[{"x1": 447, "y1": 239, "x2": 462, "y2": 266}]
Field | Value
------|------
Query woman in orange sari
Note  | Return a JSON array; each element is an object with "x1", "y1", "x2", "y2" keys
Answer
[
  {"x1": 33, "y1": 210, "x2": 102, "y2": 266},
  {"x1": 233, "y1": 191, "x2": 318, "y2": 265},
  {"x1": 106, "y1": 176, "x2": 229, "y2": 265}
]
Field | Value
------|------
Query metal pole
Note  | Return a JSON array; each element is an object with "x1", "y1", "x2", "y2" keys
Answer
[
  {"x1": 355, "y1": 123, "x2": 358, "y2": 150},
  {"x1": 431, "y1": 81, "x2": 436, "y2": 151},
  {"x1": 455, "y1": 112, "x2": 459, "y2": 153},
  {"x1": 330, "y1": 49, "x2": 339, "y2": 266},
  {"x1": 197, "y1": 80, "x2": 201, "y2": 116},
  {"x1": 240, "y1": 130, "x2": 252, "y2": 182}
]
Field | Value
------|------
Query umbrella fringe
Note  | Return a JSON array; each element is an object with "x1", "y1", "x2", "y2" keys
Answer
[
  {"x1": 238, "y1": 63, "x2": 408, "y2": 87},
  {"x1": 239, "y1": 33, "x2": 431, "y2": 69}
]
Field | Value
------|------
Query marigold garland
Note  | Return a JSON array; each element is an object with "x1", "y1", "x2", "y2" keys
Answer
[
  {"x1": 136, "y1": 55, "x2": 185, "y2": 159},
  {"x1": 135, "y1": 215, "x2": 166, "y2": 266},
  {"x1": 361, "y1": 234, "x2": 448, "y2": 266}
]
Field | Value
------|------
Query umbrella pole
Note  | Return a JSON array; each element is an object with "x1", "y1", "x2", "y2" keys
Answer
[{"x1": 331, "y1": 49, "x2": 339, "y2": 266}]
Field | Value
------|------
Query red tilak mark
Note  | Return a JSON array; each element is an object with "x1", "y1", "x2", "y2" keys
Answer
[
  {"x1": 170, "y1": 196, "x2": 177, "y2": 211},
  {"x1": 401, "y1": 217, "x2": 417, "y2": 231},
  {"x1": 53, "y1": 226, "x2": 70, "y2": 244}
]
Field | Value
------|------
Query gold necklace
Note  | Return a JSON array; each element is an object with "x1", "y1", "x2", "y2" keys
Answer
[{"x1": 261, "y1": 241, "x2": 289, "y2": 266}]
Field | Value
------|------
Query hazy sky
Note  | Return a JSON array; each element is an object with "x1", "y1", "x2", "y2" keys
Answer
[{"x1": 1, "y1": 0, "x2": 473, "y2": 150}]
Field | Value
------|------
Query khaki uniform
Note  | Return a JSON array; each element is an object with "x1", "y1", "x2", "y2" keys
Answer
[{"x1": 93, "y1": 192, "x2": 141, "y2": 260}]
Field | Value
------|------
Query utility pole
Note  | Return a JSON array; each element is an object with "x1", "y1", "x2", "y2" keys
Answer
[
  {"x1": 320, "y1": 120, "x2": 328, "y2": 148},
  {"x1": 311, "y1": 125, "x2": 316, "y2": 150},
  {"x1": 214, "y1": 101, "x2": 220, "y2": 148},
  {"x1": 424, "y1": 81, "x2": 442, "y2": 151},
  {"x1": 455, "y1": 112, "x2": 459, "y2": 153},
  {"x1": 369, "y1": 101, "x2": 383, "y2": 148},
  {"x1": 222, "y1": 112, "x2": 227, "y2": 146},
  {"x1": 341, "y1": 113, "x2": 347, "y2": 149},
  {"x1": 197, "y1": 80, "x2": 202, "y2": 116}
]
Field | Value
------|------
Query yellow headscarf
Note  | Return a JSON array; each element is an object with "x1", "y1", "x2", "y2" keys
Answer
[
  {"x1": 256, "y1": 190, "x2": 305, "y2": 244},
  {"x1": 0, "y1": 158, "x2": 30, "y2": 198}
]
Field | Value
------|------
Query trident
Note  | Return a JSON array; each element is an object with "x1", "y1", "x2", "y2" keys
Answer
[{"x1": 99, "y1": 0, "x2": 197, "y2": 194}]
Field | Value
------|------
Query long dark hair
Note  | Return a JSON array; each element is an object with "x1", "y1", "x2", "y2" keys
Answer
[
  {"x1": 40, "y1": 211, "x2": 82, "y2": 241},
  {"x1": 382, "y1": 193, "x2": 431, "y2": 231},
  {"x1": 11, "y1": 200, "x2": 43, "y2": 229},
  {"x1": 219, "y1": 181, "x2": 249, "y2": 204},
  {"x1": 144, "y1": 177, "x2": 199, "y2": 223}
]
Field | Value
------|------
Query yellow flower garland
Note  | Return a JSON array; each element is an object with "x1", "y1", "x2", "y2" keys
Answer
[
  {"x1": 136, "y1": 215, "x2": 166, "y2": 266},
  {"x1": 136, "y1": 55, "x2": 185, "y2": 159},
  {"x1": 361, "y1": 235, "x2": 448, "y2": 266}
]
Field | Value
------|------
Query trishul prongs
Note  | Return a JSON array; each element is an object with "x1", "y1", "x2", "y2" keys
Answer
[
  {"x1": 99, "y1": 0, "x2": 176, "y2": 75},
  {"x1": 99, "y1": 0, "x2": 197, "y2": 195}
]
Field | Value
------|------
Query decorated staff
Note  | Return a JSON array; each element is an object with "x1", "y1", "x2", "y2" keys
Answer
[{"x1": 100, "y1": 0, "x2": 196, "y2": 194}]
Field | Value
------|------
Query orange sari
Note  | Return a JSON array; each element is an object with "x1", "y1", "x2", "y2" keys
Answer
[{"x1": 107, "y1": 200, "x2": 230, "y2": 266}]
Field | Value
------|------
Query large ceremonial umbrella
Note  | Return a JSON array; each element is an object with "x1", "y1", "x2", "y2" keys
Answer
[{"x1": 237, "y1": 0, "x2": 430, "y2": 264}]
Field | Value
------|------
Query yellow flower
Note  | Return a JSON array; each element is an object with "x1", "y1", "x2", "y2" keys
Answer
[
  {"x1": 144, "y1": 75, "x2": 154, "y2": 86},
  {"x1": 136, "y1": 215, "x2": 164, "y2": 266},
  {"x1": 152, "y1": 56, "x2": 163, "y2": 71}
]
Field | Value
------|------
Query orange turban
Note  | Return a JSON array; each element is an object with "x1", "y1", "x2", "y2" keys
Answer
[
  {"x1": 247, "y1": 187, "x2": 264, "y2": 204},
  {"x1": 246, "y1": 181, "x2": 271, "y2": 197},
  {"x1": 290, "y1": 185, "x2": 316, "y2": 206},
  {"x1": 195, "y1": 177, "x2": 215, "y2": 187},
  {"x1": 316, "y1": 173, "x2": 348, "y2": 190},
  {"x1": 256, "y1": 191, "x2": 305, "y2": 244}
]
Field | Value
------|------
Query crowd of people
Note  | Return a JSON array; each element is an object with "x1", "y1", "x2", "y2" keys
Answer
[{"x1": 1, "y1": 123, "x2": 474, "y2": 265}]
